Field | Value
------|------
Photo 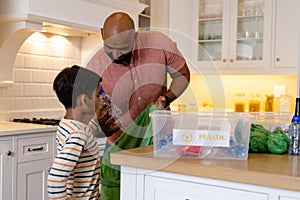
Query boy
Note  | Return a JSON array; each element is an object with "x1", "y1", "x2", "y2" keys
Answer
[{"x1": 48, "y1": 65, "x2": 119, "y2": 200}]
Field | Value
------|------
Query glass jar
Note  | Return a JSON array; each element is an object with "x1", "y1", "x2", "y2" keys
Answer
[
  {"x1": 265, "y1": 94, "x2": 274, "y2": 112},
  {"x1": 234, "y1": 93, "x2": 246, "y2": 112},
  {"x1": 248, "y1": 93, "x2": 261, "y2": 112},
  {"x1": 279, "y1": 94, "x2": 293, "y2": 112}
]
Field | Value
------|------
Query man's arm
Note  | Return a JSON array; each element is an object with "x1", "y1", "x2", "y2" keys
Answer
[{"x1": 156, "y1": 62, "x2": 190, "y2": 109}]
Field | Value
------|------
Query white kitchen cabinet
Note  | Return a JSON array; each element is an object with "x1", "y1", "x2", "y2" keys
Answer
[
  {"x1": 272, "y1": 0, "x2": 300, "y2": 70},
  {"x1": 0, "y1": 139, "x2": 14, "y2": 200},
  {"x1": 0, "y1": 130, "x2": 55, "y2": 200},
  {"x1": 144, "y1": 176, "x2": 268, "y2": 200},
  {"x1": 120, "y1": 166, "x2": 300, "y2": 200},
  {"x1": 17, "y1": 158, "x2": 52, "y2": 200},
  {"x1": 169, "y1": 0, "x2": 275, "y2": 74},
  {"x1": 138, "y1": 0, "x2": 169, "y2": 29},
  {"x1": 16, "y1": 133, "x2": 55, "y2": 200}
]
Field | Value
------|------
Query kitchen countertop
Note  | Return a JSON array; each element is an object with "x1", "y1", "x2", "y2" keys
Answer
[
  {"x1": 0, "y1": 121, "x2": 57, "y2": 136},
  {"x1": 110, "y1": 145, "x2": 300, "y2": 192}
]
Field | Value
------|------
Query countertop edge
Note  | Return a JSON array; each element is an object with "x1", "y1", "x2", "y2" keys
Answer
[{"x1": 110, "y1": 146, "x2": 300, "y2": 192}]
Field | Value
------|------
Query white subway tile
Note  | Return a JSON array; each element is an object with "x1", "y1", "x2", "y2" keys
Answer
[
  {"x1": 64, "y1": 46, "x2": 77, "y2": 59},
  {"x1": 31, "y1": 41, "x2": 49, "y2": 56},
  {"x1": 0, "y1": 98, "x2": 14, "y2": 111},
  {"x1": 32, "y1": 97, "x2": 48, "y2": 109},
  {"x1": 14, "y1": 97, "x2": 32, "y2": 110},
  {"x1": 19, "y1": 40, "x2": 33, "y2": 54},
  {"x1": 14, "y1": 69, "x2": 32, "y2": 82},
  {"x1": 14, "y1": 54, "x2": 24, "y2": 68},
  {"x1": 0, "y1": 88, "x2": 5, "y2": 97},
  {"x1": 24, "y1": 55, "x2": 43, "y2": 69},
  {"x1": 5, "y1": 83, "x2": 23, "y2": 97},
  {"x1": 47, "y1": 97, "x2": 63, "y2": 109},
  {"x1": 24, "y1": 84, "x2": 40, "y2": 96},
  {"x1": 32, "y1": 70, "x2": 49, "y2": 83},
  {"x1": 49, "y1": 44, "x2": 65, "y2": 58},
  {"x1": 40, "y1": 84, "x2": 54, "y2": 96},
  {"x1": 48, "y1": 71, "x2": 60, "y2": 84},
  {"x1": 55, "y1": 60, "x2": 72, "y2": 71}
]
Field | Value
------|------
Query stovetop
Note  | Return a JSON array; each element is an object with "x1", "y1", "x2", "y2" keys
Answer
[{"x1": 12, "y1": 118, "x2": 60, "y2": 126}]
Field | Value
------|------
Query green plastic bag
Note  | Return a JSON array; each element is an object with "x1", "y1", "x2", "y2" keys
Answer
[
  {"x1": 100, "y1": 103, "x2": 158, "y2": 200},
  {"x1": 249, "y1": 124, "x2": 269, "y2": 152},
  {"x1": 267, "y1": 129, "x2": 290, "y2": 154}
]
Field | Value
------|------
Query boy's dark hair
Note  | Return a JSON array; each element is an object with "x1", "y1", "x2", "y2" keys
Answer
[{"x1": 53, "y1": 65, "x2": 102, "y2": 109}]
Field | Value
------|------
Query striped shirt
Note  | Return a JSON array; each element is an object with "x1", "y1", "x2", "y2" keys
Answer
[{"x1": 48, "y1": 118, "x2": 101, "y2": 200}]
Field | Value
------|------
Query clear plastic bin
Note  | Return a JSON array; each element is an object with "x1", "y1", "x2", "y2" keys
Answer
[
  {"x1": 250, "y1": 112, "x2": 293, "y2": 133},
  {"x1": 150, "y1": 110, "x2": 253, "y2": 160}
]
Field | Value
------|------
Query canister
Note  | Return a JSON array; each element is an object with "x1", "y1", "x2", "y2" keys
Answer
[
  {"x1": 234, "y1": 93, "x2": 246, "y2": 112},
  {"x1": 248, "y1": 93, "x2": 261, "y2": 112}
]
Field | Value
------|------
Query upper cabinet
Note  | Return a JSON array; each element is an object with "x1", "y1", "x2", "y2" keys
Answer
[
  {"x1": 169, "y1": 0, "x2": 300, "y2": 75},
  {"x1": 272, "y1": 0, "x2": 300, "y2": 70},
  {"x1": 138, "y1": 0, "x2": 151, "y2": 30},
  {"x1": 138, "y1": 0, "x2": 169, "y2": 29}
]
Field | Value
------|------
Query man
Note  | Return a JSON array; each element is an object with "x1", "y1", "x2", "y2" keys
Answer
[{"x1": 86, "y1": 12, "x2": 190, "y2": 144}]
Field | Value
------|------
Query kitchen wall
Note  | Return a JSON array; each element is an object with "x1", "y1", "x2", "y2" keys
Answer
[
  {"x1": 0, "y1": 32, "x2": 82, "y2": 121},
  {"x1": 174, "y1": 74, "x2": 297, "y2": 112}
]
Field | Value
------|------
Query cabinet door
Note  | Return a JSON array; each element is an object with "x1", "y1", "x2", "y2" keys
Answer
[
  {"x1": 197, "y1": 0, "x2": 229, "y2": 68},
  {"x1": 228, "y1": 0, "x2": 272, "y2": 69},
  {"x1": 0, "y1": 140, "x2": 13, "y2": 200},
  {"x1": 273, "y1": 0, "x2": 300, "y2": 69},
  {"x1": 17, "y1": 158, "x2": 52, "y2": 200},
  {"x1": 195, "y1": 0, "x2": 272, "y2": 73},
  {"x1": 144, "y1": 176, "x2": 268, "y2": 200}
]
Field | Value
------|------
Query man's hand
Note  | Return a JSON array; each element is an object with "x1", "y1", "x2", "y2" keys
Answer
[
  {"x1": 95, "y1": 104, "x2": 120, "y2": 137},
  {"x1": 155, "y1": 95, "x2": 170, "y2": 110}
]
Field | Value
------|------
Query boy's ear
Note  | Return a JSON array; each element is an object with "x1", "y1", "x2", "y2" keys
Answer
[{"x1": 77, "y1": 94, "x2": 86, "y2": 106}]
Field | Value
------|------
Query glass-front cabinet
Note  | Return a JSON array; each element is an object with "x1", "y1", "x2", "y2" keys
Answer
[{"x1": 197, "y1": 0, "x2": 272, "y2": 70}]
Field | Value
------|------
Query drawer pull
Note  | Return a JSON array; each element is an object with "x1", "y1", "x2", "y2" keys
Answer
[
  {"x1": 28, "y1": 146, "x2": 44, "y2": 152},
  {"x1": 6, "y1": 150, "x2": 12, "y2": 156}
]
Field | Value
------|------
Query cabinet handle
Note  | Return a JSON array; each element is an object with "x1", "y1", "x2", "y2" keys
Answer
[
  {"x1": 28, "y1": 146, "x2": 44, "y2": 152},
  {"x1": 222, "y1": 59, "x2": 226, "y2": 63},
  {"x1": 6, "y1": 150, "x2": 12, "y2": 156},
  {"x1": 276, "y1": 58, "x2": 280, "y2": 62},
  {"x1": 230, "y1": 59, "x2": 234, "y2": 63}
]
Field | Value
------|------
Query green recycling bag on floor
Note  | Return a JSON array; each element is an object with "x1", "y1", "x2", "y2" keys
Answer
[{"x1": 100, "y1": 103, "x2": 158, "y2": 200}]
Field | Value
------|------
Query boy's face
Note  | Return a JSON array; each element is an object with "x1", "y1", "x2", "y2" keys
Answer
[
  {"x1": 82, "y1": 83, "x2": 102, "y2": 116},
  {"x1": 94, "y1": 83, "x2": 102, "y2": 112}
]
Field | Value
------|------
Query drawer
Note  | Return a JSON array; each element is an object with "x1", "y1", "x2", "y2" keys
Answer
[
  {"x1": 145, "y1": 176, "x2": 268, "y2": 200},
  {"x1": 17, "y1": 134, "x2": 54, "y2": 163}
]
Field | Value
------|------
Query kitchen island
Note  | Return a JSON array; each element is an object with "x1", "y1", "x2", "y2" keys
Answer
[{"x1": 111, "y1": 145, "x2": 300, "y2": 200}]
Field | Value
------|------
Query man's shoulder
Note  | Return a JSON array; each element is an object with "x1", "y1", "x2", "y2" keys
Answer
[{"x1": 138, "y1": 30, "x2": 168, "y2": 39}]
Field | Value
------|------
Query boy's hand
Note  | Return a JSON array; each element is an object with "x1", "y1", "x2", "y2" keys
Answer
[{"x1": 95, "y1": 104, "x2": 120, "y2": 137}]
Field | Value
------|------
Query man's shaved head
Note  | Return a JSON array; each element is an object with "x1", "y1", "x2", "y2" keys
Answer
[
  {"x1": 101, "y1": 12, "x2": 136, "y2": 65},
  {"x1": 102, "y1": 12, "x2": 135, "y2": 40}
]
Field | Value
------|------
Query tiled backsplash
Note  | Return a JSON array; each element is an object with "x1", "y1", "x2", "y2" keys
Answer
[{"x1": 0, "y1": 32, "x2": 82, "y2": 120}]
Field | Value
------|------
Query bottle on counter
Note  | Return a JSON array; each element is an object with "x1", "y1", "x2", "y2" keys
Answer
[
  {"x1": 234, "y1": 93, "x2": 246, "y2": 112},
  {"x1": 288, "y1": 97, "x2": 300, "y2": 155},
  {"x1": 279, "y1": 94, "x2": 293, "y2": 112},
  {"x1": 248, "y1": 93, "x2": 261, "y2": 112},
  {"x1": 98, "y1": 88, "x2": 122, "y2": 119},
  {"x1": 264, "y1": 94, "x2": 274, "y2": 112}
]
